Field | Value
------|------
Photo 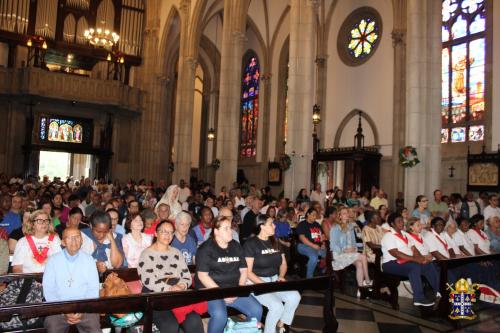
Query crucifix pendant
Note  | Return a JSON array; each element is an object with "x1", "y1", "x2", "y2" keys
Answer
[{"x1": 68, "y1": 277, "x2": 74, "y2": 288}]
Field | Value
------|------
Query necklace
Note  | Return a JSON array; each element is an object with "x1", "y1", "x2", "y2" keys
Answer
[{"x1": 63, "y1": 251, "x2": 77, "y2": 288}]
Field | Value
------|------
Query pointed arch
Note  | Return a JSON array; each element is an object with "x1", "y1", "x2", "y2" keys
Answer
[{"x1": 333, "y1": 109, "x2": 380, "y2": 148}]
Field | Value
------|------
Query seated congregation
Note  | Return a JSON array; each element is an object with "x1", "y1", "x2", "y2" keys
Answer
[{"x1": 0, "y1": 175, "x2": 499, "y2": 333}]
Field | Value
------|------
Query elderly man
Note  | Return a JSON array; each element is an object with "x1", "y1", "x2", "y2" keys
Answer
[
  {"x1": 43, "y1": 228, "x2": 100, "y2": 333},
  {"x1": 483, "y1": 194, "x2": 500, "y2": 223},
  {"x1": 370, "y1": 189, "x2": 388, "y2": 210}
]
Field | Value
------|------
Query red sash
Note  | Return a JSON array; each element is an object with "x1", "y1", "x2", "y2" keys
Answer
[
  {"x1": 26, "y1": 234, "x2": 55, "y2": 264},
  {"x1": 408, "y1": 232, "x2": 423, "y2": 245},
  {"x1": 432, "y1": 230, "x2": 448, "y2": 251},
  {"x1": 393, "y1": 231, "x2": 410, "y2": 264},
  {"x1": 199, "y1": 224, "x2": 207, "y2": 238},
  {"x1": 472, "y1": 229, "x2": 488, "y2": 241}
]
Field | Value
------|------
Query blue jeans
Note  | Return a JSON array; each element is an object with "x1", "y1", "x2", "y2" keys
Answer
[
  {"x1": 382, "y1": 260, "x2": 439, "y2": 302},
  {"x1": 207, "y1": 295, "x2": 263, "y2": 333},
  {"x1": 297, "y1": 243, "x2": 326, "y2": 278},
  {"x1": 252, "y1": 275, "x2": 301, "y2": 333}
]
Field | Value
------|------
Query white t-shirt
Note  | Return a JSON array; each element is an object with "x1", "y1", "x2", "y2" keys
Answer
[
  {"x1": 407, "y1": 233, "x2": 430, "y2": 256},
  {"x1": 467, "y1": 229, "x2": 490, "y2": 254},
  {"x1": 483, "y1": 205, "x2": 500, "y2": 223},
  {"x1": 442, "y1": 231, "x2": 461, "y2": 256},
  {"x1": 12, "y1": 234, "x2": 61, "y2": 273},
  {"x1": 453, "y1": 229, "x2": 475, "y2": 255},
  {"x1": 381, "y1": 229, "x2": 413, "y2": 264},
  {"x1": 423, "y1": 229, "x2": 450, "y2": 259}
]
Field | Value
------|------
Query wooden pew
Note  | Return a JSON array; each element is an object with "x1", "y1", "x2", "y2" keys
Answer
[{"x1": 0, "y1": 275, "x2": 338, "y2": 333}]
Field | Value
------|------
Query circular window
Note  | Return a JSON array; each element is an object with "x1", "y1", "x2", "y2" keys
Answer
[{"x1": 337, "y1": 7, "x2": 382, "y2": 66}]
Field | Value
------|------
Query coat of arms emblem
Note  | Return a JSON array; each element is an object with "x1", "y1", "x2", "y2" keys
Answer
[{"x1": 448, "y1": 278, "x2": 479, "y2": 320}]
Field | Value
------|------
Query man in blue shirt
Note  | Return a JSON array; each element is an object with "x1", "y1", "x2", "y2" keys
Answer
[
  {"x1": 42, "y1": 228, "x2": 100, "y2": 333},
  {"x1": 0, "y1": 194, "x2": 21, "y2": 235}
]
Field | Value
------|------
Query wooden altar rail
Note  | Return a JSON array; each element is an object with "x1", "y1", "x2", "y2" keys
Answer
[{"x1": 0, "y1": 274, "x2": 338, "y2": 333}]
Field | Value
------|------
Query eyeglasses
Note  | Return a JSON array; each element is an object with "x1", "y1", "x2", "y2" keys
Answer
[{"x1": 34, "y1": 219, "x2": 50, "y2": 224}]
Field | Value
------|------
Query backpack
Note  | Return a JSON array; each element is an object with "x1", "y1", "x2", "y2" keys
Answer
[{"x1": 0, "y1": 278, "x2": 44, "y2": 330}]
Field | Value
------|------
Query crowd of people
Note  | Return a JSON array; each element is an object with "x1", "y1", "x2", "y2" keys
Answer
[{"x1": 0, "y1": 173, "x2": 499, "y2": 332}]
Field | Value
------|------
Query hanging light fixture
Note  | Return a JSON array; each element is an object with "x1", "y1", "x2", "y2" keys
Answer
[
  {"x1": 207, "y1": 128, "x2": 216, "y2": 141},
  {"x1": 312, "y1": 104, "x2": 321, "y2": 125},
  {"x1": 84, "y1": 27, "x2": 119, "y2": 48}
]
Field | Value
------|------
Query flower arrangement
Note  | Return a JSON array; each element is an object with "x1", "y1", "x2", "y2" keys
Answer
[
  {"x1": 211, "y1": 159, "x2": 220, "y2": 170},
  {"x1": 279, "y1": 154, "x2": 292, "y2": 171},
  {"x1": 399, "y1": 146, "x2": 420, "y2": 168}
]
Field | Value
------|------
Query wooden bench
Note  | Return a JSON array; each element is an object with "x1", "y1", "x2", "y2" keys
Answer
[{"x1": 0, "y1": 274, "x2": 338, "y2": 333}]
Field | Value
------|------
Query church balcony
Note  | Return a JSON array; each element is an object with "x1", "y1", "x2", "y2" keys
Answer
[{"x1": 0, "y1": 67, "x2": 142, "y2": 113}]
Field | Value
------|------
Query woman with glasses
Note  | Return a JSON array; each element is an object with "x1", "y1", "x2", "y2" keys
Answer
[
  {"x1": 411, "y1": 195, "x2": 431, "y2": 230},
  {"x1": 138, "y1": 220, "x2": 204, "y2": 333},
  {"x1": 12, "y1": 210, "x2": 61, "y2": 273}
]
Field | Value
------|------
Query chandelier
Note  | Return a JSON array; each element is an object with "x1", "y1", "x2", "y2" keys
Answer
[{"x1": 83, "y1": 28, "x2": 119, "y2": 48}]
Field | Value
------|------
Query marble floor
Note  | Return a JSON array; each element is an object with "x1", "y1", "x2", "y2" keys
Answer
[{"x1": 290, "y1": 290, "x2": 500, "y2": 333}]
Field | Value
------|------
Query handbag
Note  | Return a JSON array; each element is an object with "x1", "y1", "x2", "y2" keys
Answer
[
  {"x1": 100, "y1": 273, "x2": 143, "y2": 328},
  {"x1": 0, "y1": 278, "x2": 44, "y2": 330},
  {"x1": 223, "y1": 318, "x2": 262, "y2": 333}
]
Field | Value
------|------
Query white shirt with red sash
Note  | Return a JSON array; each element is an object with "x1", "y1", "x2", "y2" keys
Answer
[
  {"x1": 423, "y1": 229, "x2": 450, "y2": 259},
  {"x1": 467, "y1": 229, "x2": 491, "y2": 254},
  {"x1": 381, "y1": 228, "x2": 413, "y2": 264},
  {"x1": 407, "y1": 232, "x2": 430, "y2": 256},
  {"x1": 12, "y1": 234, "x2": 61, "y2": 273}
]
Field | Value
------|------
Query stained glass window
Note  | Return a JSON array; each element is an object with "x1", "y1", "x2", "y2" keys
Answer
[
  {"x1": 441, "y1": 0, "x2": 486, "y2": 143},
  {"x1": 347, "y1": 18, "x2": 379, "y2": 59},
  {"x1": 240, "y1": 54, "x2": 260, "y2": 157}
]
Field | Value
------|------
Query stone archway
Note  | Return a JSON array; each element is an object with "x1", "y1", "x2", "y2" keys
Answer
[{"x1": 333, "y1": 109, "x2": 380, "y2": 148}]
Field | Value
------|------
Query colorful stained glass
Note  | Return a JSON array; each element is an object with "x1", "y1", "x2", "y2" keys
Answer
[
  {"x1": 47, "y1": 118, "x2": 83, "y2": 143},
  {"x1": 469, "y1": 125, "x2": 484, "y2": 141},
  {"x1": 469, "y1": 38, "x2": 485, "y2": 121},
  {"x1": 451, "y1": 127, "x2": 466, "y2": 142},
  {"x1": 240, "y1": 56, "x2": 260, "y2": 157},
  {"x1": 442, "y1": 0, "x2": 485, "y2": 143},
  {"x1": 450, "y1": 43, "x2": 467, "y2": 124},
  {"x1": 441, "y1": 129, "x2": 450, "y2": 143},
  {"x1": 347, "y1": 18, "x2": 379, "y2": 59},
  {"x1": 442, "y1": 48, "x2": 450, "y2": 125}
]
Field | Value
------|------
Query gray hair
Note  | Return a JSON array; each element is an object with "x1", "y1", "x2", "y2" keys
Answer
[{"x1": 175, "y1": 211, "x2": 192, "y2": 226}]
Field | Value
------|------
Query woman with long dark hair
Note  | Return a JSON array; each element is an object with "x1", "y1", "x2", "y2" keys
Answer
[
  {"x1": 196, "y1": 216, "x2": 262, "y2": 333},
  {"x1": 244, "y1": 214, "x2": 301, "y2": 333}
]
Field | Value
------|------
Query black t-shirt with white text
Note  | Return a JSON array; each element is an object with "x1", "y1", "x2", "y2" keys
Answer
[
  {"x1": 296, "y1": 221, "x2": 323, "y2": 245},
  {"x1": 243, "y1": 236, "x2": 282, "y2": 277},
  {"x1": 195, "y1": 239, "x2": 246, "y2": 288}
]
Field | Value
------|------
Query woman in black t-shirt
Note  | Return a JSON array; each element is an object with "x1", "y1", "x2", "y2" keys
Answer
[
  {"x1": 244, "y1": 214, "x2": 301, "y2": 333},
  {"x1": 196, "y1": 216, "x2": 262, "y2": 333},
  {"x1": 296, "y1": 208, "x2": 326, "y2": 278}
]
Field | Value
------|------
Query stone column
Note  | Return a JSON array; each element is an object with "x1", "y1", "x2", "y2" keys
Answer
[
  {"x1": 404, "y1": 0, "x2": 442, "y2": 205},
  {"x1": 214, "y1": 0, "x2": 248, "y2": 191},
  {"x1": 284, "y1": 0, "x2": 318, "y2": 199},
  {"x1": 390, "y1": 0, "x2": 407, "y2": 206},
  {"x1": 171, "y1": 0, "x2": 197, "y2": 184}
]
